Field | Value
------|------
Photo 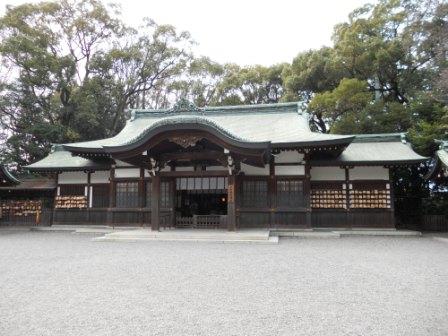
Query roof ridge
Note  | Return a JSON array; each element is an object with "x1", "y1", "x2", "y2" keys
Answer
[
  {"x1": 352, "y1": 133, "x2": 407, "y2": 143},
  {"x1": 130, "y1": 101, "x2": 302, "y2": 120}
]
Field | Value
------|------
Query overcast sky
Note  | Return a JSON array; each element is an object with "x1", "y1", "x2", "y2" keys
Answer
[{"x1": 2, "y1": 0, "x2": 373, "y2": 66}]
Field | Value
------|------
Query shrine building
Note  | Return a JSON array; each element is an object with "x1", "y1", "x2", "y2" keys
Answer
[{"x1": 26, "y1": 101, "x2": 426, "y2": 230}]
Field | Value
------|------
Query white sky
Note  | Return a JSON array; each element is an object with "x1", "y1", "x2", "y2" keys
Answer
[{"x1": 2, "y1": 0, "x2": 372, "y2": 66}]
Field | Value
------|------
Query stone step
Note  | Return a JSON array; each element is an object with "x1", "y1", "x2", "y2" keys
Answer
[
  {"x1": 93, "y1": 235, "x2": 279, "y2": 244},
  {"x1": 338, "y1": 230, "x2": 421, "y2": 237},
  {"x1": 281, "y1": 231, "x2": 341, "y2": 239},
  {"x1": 93, "y1": 229, "x2": 273, "y2": 243},
  {"x1": 52, "y1": 225, "x2": 112, "y2": 229},
  {"x1": 102, "y1": 232, "x2": 270, "y2": 241},
  {"x1": 31, "y1": 225, "x2": 141, "y2": 233}
]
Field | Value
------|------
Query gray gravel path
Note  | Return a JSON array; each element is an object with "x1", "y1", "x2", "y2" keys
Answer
[{"x1": 1, "y1": 230, "x2": 447, "y2": 336}]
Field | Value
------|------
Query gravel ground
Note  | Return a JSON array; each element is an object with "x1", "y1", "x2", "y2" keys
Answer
[{"x1": 1, "y1": 230, "x2": 447, "y2": 336}]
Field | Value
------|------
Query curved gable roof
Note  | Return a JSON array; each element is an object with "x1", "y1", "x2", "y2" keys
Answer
[{"x1": 63, "y1": 102, "x2": 354, "y2": 153}]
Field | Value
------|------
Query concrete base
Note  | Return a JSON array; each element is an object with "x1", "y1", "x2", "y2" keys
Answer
[
  {"x1": 93, "y1": 229, "x2": 279, "y2": 244},
  {"x1": 30, "y1": 225, "x2": 139, "y2": 234},
  {"x1": 270, "y1": 228, "x2": 421, "y2": 238},
  {"x1": 338, "y1": 229, "x2": 421, "y2": 237},
  {"x1": 28, "y1": 225, "x2": 422, "y2": 242}
]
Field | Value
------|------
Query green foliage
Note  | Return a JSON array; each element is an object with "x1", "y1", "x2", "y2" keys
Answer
[
  {"x1": 282, "y1": 47, "x2": 348, "y2": 102},
  {"x1": 212, "y1": 63, "x2": 286, "y2": 105},
  {"x1": 0, "y1": 0, "x2": 193, "y2": 167}
]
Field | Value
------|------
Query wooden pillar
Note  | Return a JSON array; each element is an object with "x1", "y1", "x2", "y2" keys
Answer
[
  {"x1": 387, "y1": 166, "x2": 396, "y2": 228},
  {"x1": 107, "y1": 166, "x2": 115, "y2": 226},
  {"x1": 344, "y1": 166, "x2": 352, "y2": 228},
  {"x1": 269, "y1": 157, "x2": 276, "y2": 227},
  {"x1": 138, "y1": 168, "x2": 145, "y2": 226},
  {"x1": 304, "y1": 152, "x2": 312, "y2": 228},
  {"x1": 151, "y1": 175, "x2": 160, "y2": 231},
  {"x1": 86, "y1": 171, "x2": 91, "y2": 224},
  {"x1": 227, "y1": 175, "x2": 236, "y2": 231}
]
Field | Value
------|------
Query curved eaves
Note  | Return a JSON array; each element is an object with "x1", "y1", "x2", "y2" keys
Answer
[{"x1": 68, "y1": 117, "x2": 272, "y2": 154}]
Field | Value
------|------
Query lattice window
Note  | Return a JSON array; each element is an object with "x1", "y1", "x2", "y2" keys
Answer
[
  {"x1": 277, "y1": 179, "x2": 304, "y2": 208},
  {"x1": 240, "y1": 179, "x2": 268, "y2": 208},
  {"x1": 176, "y1": 177, "x2": 228, "y2": 191},
  {"x1": 91, "y1": 184, "x2": 109, "y2": 208},
  {"x1": 116, "y1": 182, "x2": 139, "y2": 208},
  {"x1": 349, "y1": 183, "x2": 391, "y2": 209},
  {"x1": 311, "y1": 183, "x2": 347, "y2": 209}
]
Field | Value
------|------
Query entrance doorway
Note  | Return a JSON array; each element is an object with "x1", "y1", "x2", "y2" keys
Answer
[{"x1": 174, "y1": 176, "x2": 228, "y2": 228}]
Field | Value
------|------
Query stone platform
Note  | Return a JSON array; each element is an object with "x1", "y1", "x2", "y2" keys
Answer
[
  {"x1": 93, "y1": 228, "x2": 278, "y2": 244},
  {"x1": 28, "y1": 225, "x2": 422, "y2": 243}
]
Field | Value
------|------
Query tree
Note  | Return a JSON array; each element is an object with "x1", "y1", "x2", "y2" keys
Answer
[
  {"x1": 0, "y1": 1, "x2": 193, "y2": 167},
  {"x1": 212, "y1": 63, "x2": 286, "y2": 106},
  {"x1": 282, "y1": 47, "x2": 348, "y2": 102}
]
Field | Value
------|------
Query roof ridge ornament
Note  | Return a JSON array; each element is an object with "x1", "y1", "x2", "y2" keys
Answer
[{"x1": 168, "y1": 98, "x2": 203, "y2": 114}]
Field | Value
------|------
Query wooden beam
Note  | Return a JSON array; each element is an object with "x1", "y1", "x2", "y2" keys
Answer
[
  {"x1": 158, "y1": 150, "x2": 225, "y2": 162},
  {"x1": 159, "y1": 170, "x2": 228, "y2": 177}
]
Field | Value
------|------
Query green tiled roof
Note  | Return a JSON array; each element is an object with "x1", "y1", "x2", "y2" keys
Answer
[
  {"x1": 26, "y1": 102, "x2": 428, "y2": 171},
  {"x1": 63, "y1": 102, "x2": 354, "y2": 152},
  {"x1": 311, "y1": 133, "x2": 428, "y2": 166},
  {"x1": 26, "y1": 145, "x2": 111, "y2": 172}
]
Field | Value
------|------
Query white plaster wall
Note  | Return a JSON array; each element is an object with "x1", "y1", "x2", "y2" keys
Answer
[
  {"x1": 240, "y1": 163, "x2": 269, "y2": 175},
  {"x1": 91, "y1": 171, "x2": 109, "y2": 183},
  {"x1": 176, "y1": 166, "x2": 195, "y2": 172},
  {"x1": 310, "y1": 167, "x2": 345, "y2": 181},
  {"x1": 206, "y1": 166, "x2": 226, "y2": 171},
  {"x1": 275, "y1": 165, "x2": 305, "y2": 176},
  {"x1": 274, "y1": 151, "x2": 304, "y2": 163},
  {"x1": 58, "y1": 171, "x2": 88, "y2": 184},
  {"x1": 350, "y1": 166, "x2": 389, "y2": 180},
  {"x1": 115, "y1": 168, "x2": 140, "y2": 178}
]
